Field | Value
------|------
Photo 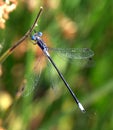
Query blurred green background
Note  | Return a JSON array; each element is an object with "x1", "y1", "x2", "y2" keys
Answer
[{"x1": 0, "y1": 0, "x2": 113, "y2": 130}]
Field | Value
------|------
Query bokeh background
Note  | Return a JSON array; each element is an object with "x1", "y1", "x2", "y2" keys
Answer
[{"x1": 0, "y1": 0, "x2": 113, "y2": 130}]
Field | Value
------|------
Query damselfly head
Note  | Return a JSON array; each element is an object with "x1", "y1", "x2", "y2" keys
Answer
[
  {"x1": 31, "y1": 35, "x2": 36, "y2": 41},
  {"x1": 37, "y1": 32, "x2": 43, "y2": 37}
]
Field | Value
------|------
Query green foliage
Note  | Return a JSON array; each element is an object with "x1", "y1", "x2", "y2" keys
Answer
[{"x1": 0, "y1": 0, "x2": 113, "y2": 130}]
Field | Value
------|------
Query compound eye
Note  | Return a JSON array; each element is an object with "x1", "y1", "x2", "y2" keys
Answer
[
  {"x1": 31, "y1": 35, "x2": 36, "y2": 41},
  {"x1": 37, "y1": 32, "x2": 43, "y2": 37}
]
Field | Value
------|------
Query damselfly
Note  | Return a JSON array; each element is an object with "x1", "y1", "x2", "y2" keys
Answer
[
  {"x1": 29, "y1": 31, "x2": 94, "y2": 113},
  {"x1": 0, "y1": 6, "x2": 94, "y2": 113}
]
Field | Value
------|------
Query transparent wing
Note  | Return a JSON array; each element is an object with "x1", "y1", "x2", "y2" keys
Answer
[
  {"x1": 47, "y1": 57, "x2": 67, "y2": 98},
  {"x1": 19, "y1": 58, "x2": 42, "y2": 97},
  {"x1": 48, "y1": 48, "x2": 94, "y2": 60},
  {"x1": 47, "y1": 60, "x2": 60, "y2": 90}
]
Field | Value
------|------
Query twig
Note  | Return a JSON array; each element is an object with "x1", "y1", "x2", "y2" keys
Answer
[{"x1": 0, "y1": 6, "x2": 43, "y2": 64}]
